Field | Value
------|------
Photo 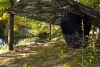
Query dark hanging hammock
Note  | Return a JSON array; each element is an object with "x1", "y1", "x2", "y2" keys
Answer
[
  {"x1": 60, "y1": 15, "x2": 88, "y2": 48},
  {"x1": 51, "y1": 1, "x2": 91, "y2": 48}
]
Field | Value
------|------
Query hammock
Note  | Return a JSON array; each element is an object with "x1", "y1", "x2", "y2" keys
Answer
[{"x1": 60, "y1": 18, "x2": 88, "y2": 48}]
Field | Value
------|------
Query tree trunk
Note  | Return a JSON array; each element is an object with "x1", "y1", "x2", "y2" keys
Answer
[
  {"x1": 8, "y1": 0, "x2": 14, "y2": 51},
  {"x1": 95, "y1": 0, "x2": 100, "y2": 43}
]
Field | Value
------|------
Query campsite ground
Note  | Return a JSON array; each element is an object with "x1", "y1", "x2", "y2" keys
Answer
[{"x1": 0, "y1": 38, "x2": 100, "y2": 67}]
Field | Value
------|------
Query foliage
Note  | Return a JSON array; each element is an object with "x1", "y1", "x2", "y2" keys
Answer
[
  {"x1": 0, "y1": 0, "x2": 9, "y2": 20},
  {"x1": 0, "y1": 0, "x2": 9, "y2": 36},
  {"x1": 0, "y1": 0, "x2": 9, "y2": 11},
  {"x1": 26, "y1": 18, "x2": 49, "y2": 36},
  {"x1": 13, "y1": 15, "x2": 61, "y2": 39},
  {"x1": 0, "y1": 43, "x2": 7, "y2": 50},
  {"x1": 79, "y1": 0, "x2": 99, "y2": 9},
  {"x1": 16, "y1": 37, "x2": 39, "y2": 46}
]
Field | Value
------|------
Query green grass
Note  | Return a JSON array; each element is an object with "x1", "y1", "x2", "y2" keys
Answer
[
  {"x1": 17, "y1": 43, "x2": 100, "y2": 67},
  {"x1": 0, "y1": 39, "x2": 100, "y2": 67}
]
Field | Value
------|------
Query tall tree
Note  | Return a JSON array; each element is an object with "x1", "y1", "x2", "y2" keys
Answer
[{"x1": 8, "y1": 0, "x2": 14, "y2": 51}]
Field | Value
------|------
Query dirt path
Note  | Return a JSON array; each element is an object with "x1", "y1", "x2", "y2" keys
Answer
[
  {"x1": 0, "y1": 39, "x2": 99, "y2": 67},
  {"x1": 0, "y1": 45, "x2": 38, "y2": 65},
  {"x1": 0, "y1": 39, "x2": 66, "y2": 67}
]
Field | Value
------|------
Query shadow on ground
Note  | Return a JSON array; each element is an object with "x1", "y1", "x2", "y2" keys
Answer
[{"x1": 0, "y1": 39, "x2": 100, "y2": 67}]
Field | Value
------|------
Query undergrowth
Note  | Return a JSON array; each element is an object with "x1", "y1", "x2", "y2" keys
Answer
[{"x1": 0, "y1": 39, "x2": 100, "y2": 67}]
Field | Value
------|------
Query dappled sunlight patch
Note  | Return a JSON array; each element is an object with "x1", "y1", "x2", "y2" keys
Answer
[
  {"x1": 0, "y1": 49, "x2": 8, "y2": 54},
  {"x1": 0, "y1": 58, "x2": 14, "y2": 64},
  {"x1": 63, "y1": 63, "x2": 72, "y2": 67},
  {"x1": 0, "y1": 38, "x2": 100, "y2": 67}
]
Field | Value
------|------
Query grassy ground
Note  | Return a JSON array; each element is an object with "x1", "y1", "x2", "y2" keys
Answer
[{"x1": 0, "y1": 38, "x2": 100, "y2": 67}]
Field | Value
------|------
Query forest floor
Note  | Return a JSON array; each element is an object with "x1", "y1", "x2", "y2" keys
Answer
[{"x1": 0, "y1": 38, "x2": 100, "y2": 67}]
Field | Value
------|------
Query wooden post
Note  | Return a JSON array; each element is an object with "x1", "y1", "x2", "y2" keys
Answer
[
  {"x1": 49, "y1": 23, "x2": 52, "y2": 41},
  {"x1": 8, "y1": 0, "x2": 14, "y2": 51}
]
